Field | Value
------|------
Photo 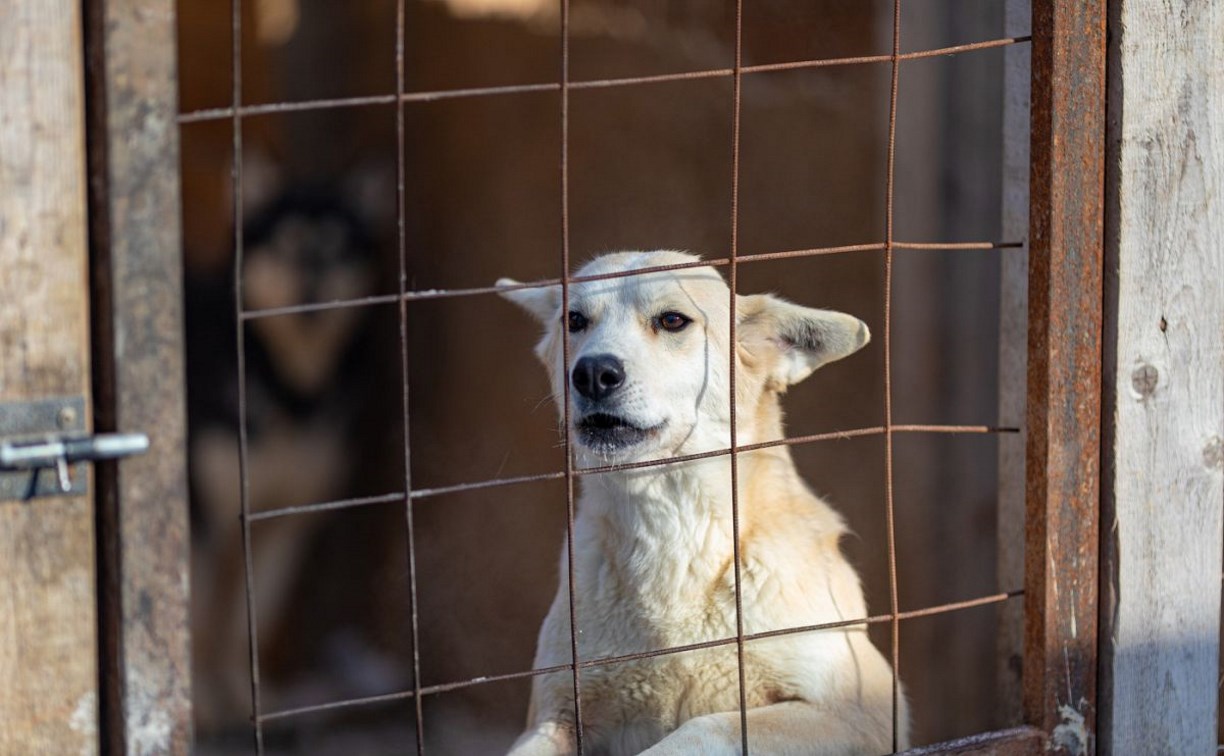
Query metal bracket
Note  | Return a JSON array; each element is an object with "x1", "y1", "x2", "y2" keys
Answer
[{"x1": 0, "y1": 396, "x2": 149, "y2": 502}]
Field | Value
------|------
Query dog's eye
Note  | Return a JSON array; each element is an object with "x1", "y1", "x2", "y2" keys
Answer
[
  {"x1": 567, "y1": 311, "x2": 588, "y2": 333},
  {"x1": 657, "y1": 311, "x2": 691, "y2": 333}
]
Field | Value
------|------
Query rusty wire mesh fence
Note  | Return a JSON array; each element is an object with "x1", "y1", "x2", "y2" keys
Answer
[{"x1": 178, "y1": 0, "x2": 1031, "y2": 752}]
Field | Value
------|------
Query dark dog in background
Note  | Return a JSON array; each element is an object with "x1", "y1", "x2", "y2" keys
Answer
[{"x1": 186, "y1": 165, "x2": 400, "y2": 732}]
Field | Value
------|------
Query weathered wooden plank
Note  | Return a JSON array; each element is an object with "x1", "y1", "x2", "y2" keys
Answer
[
  {"x1": 0, "y1": 0, "x2": 99, "y2": 752},
  {"x1": 997, "y1": 0, "x2": 1030, "y2": 727},
  {"x1": 83, "y1": 0, "x2": 193, "y2": 753},
  {"x1": 1098, "y1": 1, "x2": 1224, "y2": 753},
  {"x1": 1025, "y1": 0, "x2": 1105, "y2": 752}
]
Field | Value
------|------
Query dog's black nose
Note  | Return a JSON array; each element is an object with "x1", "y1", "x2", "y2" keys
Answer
[{"x1": 572, "y1": 354, "x2": 625, "y2": 401}]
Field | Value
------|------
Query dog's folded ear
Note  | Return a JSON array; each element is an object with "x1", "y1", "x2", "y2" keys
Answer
[
  {"x1": 737, "y1": 293, "x2": 870, "y2": 387},
  {"x1": 497, "y1": 278, "x2": 561, "y2": 324}
]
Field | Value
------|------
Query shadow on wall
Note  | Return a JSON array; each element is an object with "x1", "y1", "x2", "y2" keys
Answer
[{"x1": 179, "y1": 0, "x2": 1007, "y2": 752}]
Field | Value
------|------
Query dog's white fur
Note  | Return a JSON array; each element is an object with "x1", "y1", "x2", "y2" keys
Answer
[{"x1": 498, "y1": 251, "x2": 908, "y2": 755}]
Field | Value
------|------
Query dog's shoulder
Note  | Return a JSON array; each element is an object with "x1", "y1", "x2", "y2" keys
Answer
[
  {"x1": 738, "y1": 460, "x2": 869, "y2": 624},
  {"x1": 743, "y1": 454, "x2": 850, "y2": 552}
]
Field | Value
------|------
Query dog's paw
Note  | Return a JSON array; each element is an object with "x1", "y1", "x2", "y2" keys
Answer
[
  {"x1": 639, "y1": 715, "x2": 740, "y2": 756},
  {"x1": 506, "y1": 721, "x2": 576, "y2": 756}
]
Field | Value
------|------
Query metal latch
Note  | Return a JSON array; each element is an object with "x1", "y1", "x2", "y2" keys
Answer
[{"x1": 0, "y1": 396, "x2": 149, "y2": 502}]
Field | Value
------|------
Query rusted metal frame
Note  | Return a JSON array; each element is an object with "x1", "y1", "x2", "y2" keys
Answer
[
  {"x1": 82, "y1": 0, "x2": 192, "y2": 752},
  {"x1": 901, "y1": 726, "x2": 1046, "y2": 755},
  {"x1": 1024, "y1": 0, "x2": 1105, "y2": 752}
]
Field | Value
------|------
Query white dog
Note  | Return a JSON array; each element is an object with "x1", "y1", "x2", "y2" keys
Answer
[{"x1": 497, "y1": 251, "x2": 908, "y2": 755}]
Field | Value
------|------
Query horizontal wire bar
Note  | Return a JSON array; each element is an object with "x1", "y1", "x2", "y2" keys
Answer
[
  {"x1": 179, "y1": 93, "x2": 399, "y2": 123},
  {"x1": 895, "y1": 241, "x2": 1024, "y2": 251},
  {"x1": 257, "y1": 687, "x2": 425, "y2": 723},
  {"x1": 238, "y1": 293, "x2": 400, "y2": 321},
  {"x1": 256, "y1": 588, "x2": 1023, "y2": 723},
  {"x1": 256, "y1": 658, "x2": 581, "y2": 723},
  {"x1": 179, "y1": 36, "x2": 1031, "y2": 125},
  {"x1": 238, "y1": 240, "x2": 1023, "y2": 321},
  {"x1": 246, "y1": 491, "x2": 407, "y2": 522},
  {"x1": 740, "y1": 35, "x2": 1032, "y2": 75},
  {"x1": 246, "y1": 424, "x2": 1019, "y2": 522}
]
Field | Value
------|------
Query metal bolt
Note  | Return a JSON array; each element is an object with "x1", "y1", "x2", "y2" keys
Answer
[{"x1": 56, "y1": 405, "x2": 77, "y2": 429}]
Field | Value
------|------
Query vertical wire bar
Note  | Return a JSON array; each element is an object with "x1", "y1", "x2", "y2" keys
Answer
[
  {"x1": 230, "y1": 0, "x2": 265, "y2": 750},
  {"x1": 883, "y1": 0, "x2": 903, "y2": 751},
  {"x1": 394, "y1": 0, "x2": 427, "y2": 750},
  {"x1": 559, "y1": 0, "x2": 585, "y2": 749},
  {"x1": 726, "y1": 0, "x2": 750, "y2": 751}
]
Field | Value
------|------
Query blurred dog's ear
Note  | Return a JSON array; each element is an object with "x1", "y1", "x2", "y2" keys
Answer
[
  {"x1": 737, "y1": 294, "x2": 870, "y2": 388},
  {"x1": 497, "y1": 278, "x2": 561, "y2": 325}
]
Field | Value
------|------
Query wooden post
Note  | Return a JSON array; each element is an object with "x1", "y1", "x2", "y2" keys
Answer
[
  {"x1": 0, "y1": 0, "x2": 99, "y2": 752},
  {"x1": 1098, "y1": 1, "x2": 1224, "y2": 752},
  {"x1": 84, "y1": 0, "x2": 193, "y2": 752}
]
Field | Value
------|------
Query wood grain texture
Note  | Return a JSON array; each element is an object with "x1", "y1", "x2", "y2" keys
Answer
[
  {"x1": 0, "y1": 0, "x2": 99, "y2": 752},
  {"x1": 1099, "y1": 1, "x2": 1224, "y2": 752},
  {"x1": 84, "y1": 0, "x2": 193, "y2": 753}
]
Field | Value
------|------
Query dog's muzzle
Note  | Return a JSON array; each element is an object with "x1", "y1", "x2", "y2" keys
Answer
[
  {"x1": 575, "y1": 412, "x2": 662, "y2": 453},
  {"x1": 571, "y1": 354, "x2": 625, "y2": 402}
]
